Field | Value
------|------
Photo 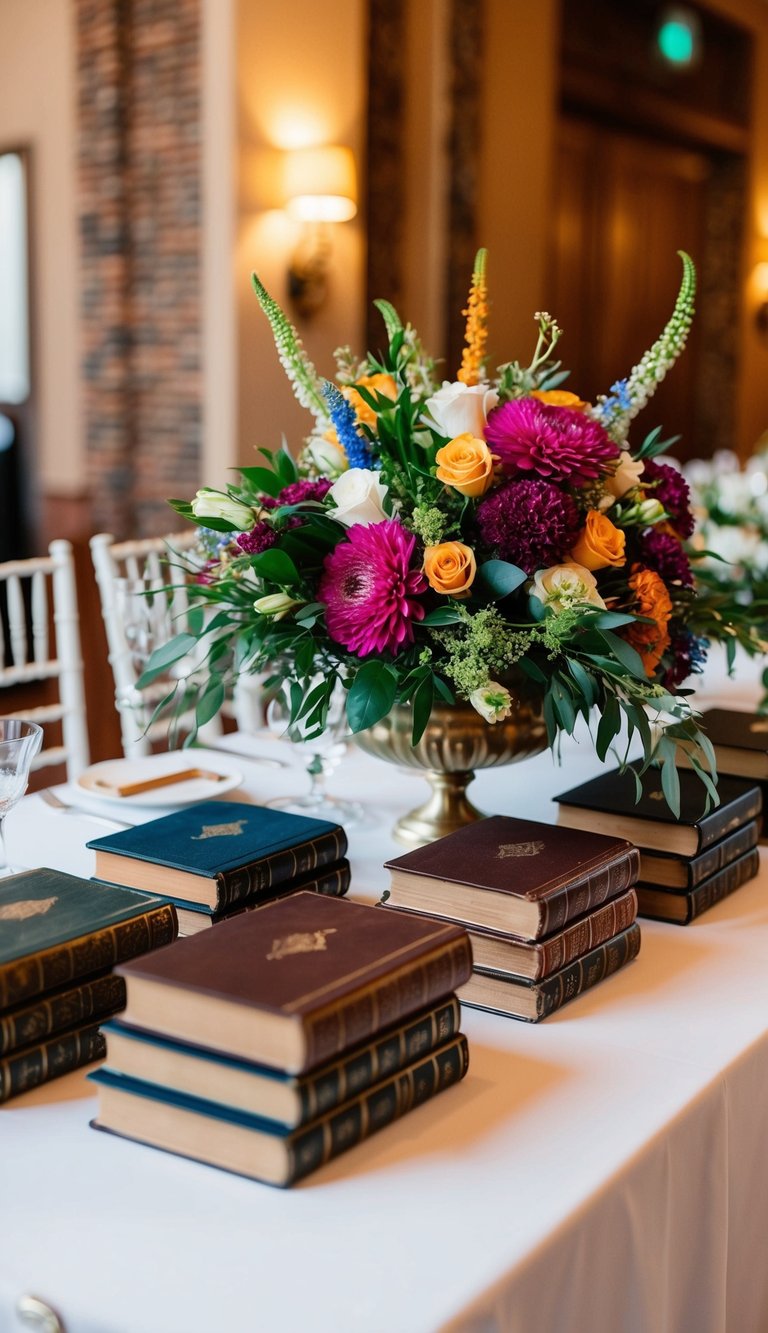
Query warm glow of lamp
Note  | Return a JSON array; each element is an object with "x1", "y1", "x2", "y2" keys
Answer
[
  {"x1": 282, "y1": 145, "x2": 357, "y2": 318},
  {"x1": 284, "y1": 146, "x2": 357, "y2": 222}
]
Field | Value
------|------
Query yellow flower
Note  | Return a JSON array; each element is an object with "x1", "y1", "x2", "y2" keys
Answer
[
  {"x1": 530, "y1": 389, "x2": 589, "y2": 411},
  {"x1": 435, "y1": 434, "x2": 495, "y2": 497},
  {"x1": 341, "y1": 374, "x2": 397, "y2": 428},
  {"x1": 458, "y1": 248, "x2": 488, "y2": 386},
  {"x1": 424, "y1": 542, "x2": 477, "y2": 597},
  {"x1": 569, "y1": 510, "x2": 626, "y2": 571}
]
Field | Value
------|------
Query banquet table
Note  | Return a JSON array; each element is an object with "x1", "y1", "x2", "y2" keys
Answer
[{"x1": 2, "y1": 656, "x2": 768, "y2": 1333}]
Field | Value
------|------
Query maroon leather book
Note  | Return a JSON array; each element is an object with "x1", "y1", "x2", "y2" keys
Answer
[
  {"x1": 384, "y1": 816, "x2": 639, "y2": 941},
  {"x1": 117, "y1": 891, "x2": 472, "y2": 1074}
]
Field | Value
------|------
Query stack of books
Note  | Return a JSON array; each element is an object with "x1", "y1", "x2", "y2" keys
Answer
[
  {"x1": 0, "y1": 868, "x2": 177, "y2": 1102},
  {"x1": 555, "y1": 767, "x2": 762, "y2": 925},
  {"x1": 87, "y1": 801, "x2": 351, "y2": 936},
  {"x1": 89, "y1": 890, "x2": 473, "y2": 1186},
  {"x1": 380, "y1": 815, "x2": 641, "y2": 1021},
  {"x1": 695, "y1": 708, "x2": 768, "y2": 839}
]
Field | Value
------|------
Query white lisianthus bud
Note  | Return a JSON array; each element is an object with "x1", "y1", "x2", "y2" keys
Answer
[
  {"x1": 423, "y1": 381, "x2": 499, "y2": 439},
  {"x1": 253, "y1": 593, "x2": 302, "y2": 621},
  {"x1": 306, "y1": 433, "x2": 349, "y2": 479},
  {"x1": 530, "y1": 562, "x2": 607, "y2": 614},
  {"x1": 328, "y1": 468, "x2": 389, "y2": 526},
  {"x1": 191, "y1": 488, "x2": 255, "y2": 531},
  {"x1": 636, "y1": 498, "x2": 665, "y2": 524},
  {"x1": 469, "y1": 682, "x2": 514, "y2": 723}
]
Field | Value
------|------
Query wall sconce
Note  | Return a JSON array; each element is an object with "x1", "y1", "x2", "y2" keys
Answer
[
  {"x1": 283, "y1": 146, "x2": 357, "y2": 318},
  {"x1": 754, "y1": 262, "x2": 768, "y2": 335}
]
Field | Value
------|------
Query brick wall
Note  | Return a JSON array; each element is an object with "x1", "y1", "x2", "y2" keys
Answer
[{"x1": 76, "y1": 0, "x2": 202, "y2": 537}]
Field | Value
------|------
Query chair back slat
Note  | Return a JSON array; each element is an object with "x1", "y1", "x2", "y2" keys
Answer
[
  {"x1": 6, "y1": 574, "x2": 28, "y2": 667},
  {"x1": 30, "y1": 569, "x2": 50, "y2": 664}
]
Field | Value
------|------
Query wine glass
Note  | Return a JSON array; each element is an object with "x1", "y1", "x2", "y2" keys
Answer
[
  {"x1": 0, "y1": 719, "x2": 43, "y2": 876},
  {"x1": 266, "y1": 681, "x2": 364, "y2": 827},
  {"x1": 114, "y1": 576, "x2": 165, "y2": 675}
]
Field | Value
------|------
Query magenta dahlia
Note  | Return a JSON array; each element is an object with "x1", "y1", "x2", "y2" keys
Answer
[
  {"x1": 642, "y1": 460, "x2": 695, "y2": 538},
  {"x1": 236, "y1": 521, "x2": 277, "y2": 555},
  {"x1": 476, "y1": 478, "x2": 581, "y2": 573},
  {"x1": 319, "y1": 519, "x2": 427, "y2": 657},
  {"x1": 638, "y1": 528, "x2": 694, "y2": 587},
  {"x1": 485, "y1": 397, "x2": 619, "y2": 485}
]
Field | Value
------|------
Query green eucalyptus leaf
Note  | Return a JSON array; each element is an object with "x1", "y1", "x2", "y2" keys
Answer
[
  {"x1": 660, "y1": 757, "x2": 681, "y2": 818},
  {"x1": 196, "y1": 678, "x2": 225, "y2": 728},
  {"x1": 595, "y1": 694, "x2": 621, "y2": 761},
  {"x1": 346, "y1": 662, "x2": 398, "y2": 733},
  {"x1": 422, "y1": 606, "x2": 465, "y2": 626},
  {"x1": 478, "y1": 560, "x2": 528, "y2": 600},
  {"x1": 411, "y1": 675, "x2": 434, "y2": 745},
  {"x1": 135, "y1": 633, "x2": 199, "y2": 688}
]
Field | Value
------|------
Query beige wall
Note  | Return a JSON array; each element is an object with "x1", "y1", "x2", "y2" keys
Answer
[
  {"x1": 234, "y1": 0, "x2": 366, "y2": 467},
  {"x1": 0, "y1": 0, "x2": 82, "y2": 497}
]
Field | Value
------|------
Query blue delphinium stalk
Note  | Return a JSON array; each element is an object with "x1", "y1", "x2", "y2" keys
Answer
[
  {"x1": 592, "y1": 251, "x2": 696, "y2": 443},
  {"x1": 322, "y1": 381, "x2": 373, "y2": 469}
]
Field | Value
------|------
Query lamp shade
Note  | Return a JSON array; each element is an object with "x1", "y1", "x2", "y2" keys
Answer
[{"x1": 284, "y1": 146, "x2": 357, "y2": 222}]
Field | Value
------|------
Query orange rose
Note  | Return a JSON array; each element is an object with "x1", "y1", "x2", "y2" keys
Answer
[
  {"x1": 435, "y1": 434, "x2": 495, "y2": 497},
  {"x1": 623, "y1": 566, "x2": 673, "y2": 677},
  {"x1": 424, "y1": 542, "x2": 477, "y2": 597},
  {"x1": 341, "y1": 374, "x2": 397, "y2": 428},
  {"x1": 569, "y1": 510, "x2": 626, "y2": 571},
  {"x1": 531, "y1": 389, "x2": 589, "y2": 411}
]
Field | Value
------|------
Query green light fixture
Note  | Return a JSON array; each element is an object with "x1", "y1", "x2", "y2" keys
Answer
[{"x1": 656, "y1": 6, "x2": 702, "y2": 68}]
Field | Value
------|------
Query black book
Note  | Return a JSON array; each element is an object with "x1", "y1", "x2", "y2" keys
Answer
[
  {"x1": 638, "y1": 820, "x2": 760, "y2": 889},
  {"x1": 697, "y1": 708, "x2": 768, "y2": 780},
  {"x1": 636, "y1": 846, "x2": 760, "y2": 925},
  {"x1": 554, "y1": 768, "x2": 762, "y2": 857}
]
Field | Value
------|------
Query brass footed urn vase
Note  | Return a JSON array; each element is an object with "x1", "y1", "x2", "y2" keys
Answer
[{"x1": 355, "y1": 693, "x2": 547, "y2": 846}]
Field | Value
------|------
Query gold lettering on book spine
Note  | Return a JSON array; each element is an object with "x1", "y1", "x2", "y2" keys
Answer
[
  {"x1": 266, "y1": 927, "x2": 337, "y2": 961},
  {"x1": 496, "y1": 841, "x2": 545, "y2": 858},
  {"x1": 750, "y1": 719, "x2": 768, "y2": 733}
]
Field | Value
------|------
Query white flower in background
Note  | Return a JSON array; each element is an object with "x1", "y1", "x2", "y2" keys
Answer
[
  {"x1": 191, "y1": 488, "x2": 255, "y2": 530},
  {"x1": 530, "y1": 562, "x2": 607, "y2": 613},
  {"x1": 469, "y1": 682, "x2": 514, "y2": 723},
  {"x1": 424, "y1": 381, "x2": 499, "y2": 439},
  {"x1": 327, "y1": 468, "x2": 389, "y2": 526},
  {"x1": 306, "y1": 433, "x2": 349, "y2": 479}
]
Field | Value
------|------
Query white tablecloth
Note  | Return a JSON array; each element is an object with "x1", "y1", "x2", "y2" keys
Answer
[{"x1": 1, "y1": 650, "x2": 767, "y2": 1333}]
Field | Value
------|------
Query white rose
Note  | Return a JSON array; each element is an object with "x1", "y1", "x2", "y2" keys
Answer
[
  {"x1": 306, "y1": 433, "x2": 349, "y2": 479},
  {"x1": 530, "y1": 562, "x2": 606, "y2": 614},
  {"x1": 191, "y1": 488, "x2": 255, "y2": 531},
  {"x1": 469, "y1": 682, "x2": 514, "y2": 723},
  {"x1": 603, "y1": 450, "x2": 644, "y2": 503},
  {"x1": 327, "y1": 468, "x2": 389, "y2": 527},
  {"x1": 424, "y1": 381, "x2": 499, "y2": 439}
]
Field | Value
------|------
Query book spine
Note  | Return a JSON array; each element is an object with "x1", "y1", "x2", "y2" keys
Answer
[
  {"x1": 538, "y1": 848, "x2": 640, "y2": 938},
  {"x1": 534, "y1": 922, "x2": 641, "y2": 1019},
  {"x1": 0, "y1": 1022, "x2": 106, "y2": 1103},
  {"x1": 535, "y1": 890, "x2": 638, "y2": 978},
  {"x1": 286, "y1": 1034, "x2": 469, "y2": 1185},
  {"x1": 686, "y1": 821, "x2": 760, "y2": 887},
  {"x1": 302, "y1": 933, "x2": 473, "y2": 1071},
  {"x1": 640, "y1": 847, "x2": 761, "y2": 925},
  {"x1": 0, "y1": 904, "x2": 178, "y2": 1011},
  {"x1": 0, "y1": 973, "x2": 126, "y2": 1058},
  {"x1": 298, "y1": 995, "x2": 462, "y2": 1123},
  {"x1": 217, "y1": 827, "x2": 349, "y2": 910},
  {"x1": 700, "y1": 789, "x2": 763, "y2": 849}
]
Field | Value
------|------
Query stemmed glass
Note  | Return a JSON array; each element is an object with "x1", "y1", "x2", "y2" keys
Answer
[
  {"x1": 114, "y1": 576, "x2": 166, "y2": 675},
  {"x1": 266, "y1": 681, "x2": 364, "y2": 827},
  {"x1": 0, "y1": 719, "x2": 43, "y2": 876}
]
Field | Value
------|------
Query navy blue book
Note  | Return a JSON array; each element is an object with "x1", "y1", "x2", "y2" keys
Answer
[
  {"x1": 87, "y1": 801, "x2": 348, "y2": 911},
  {"x1": 89, "y1": 1033, "x2": 469, "y2": 1187}
]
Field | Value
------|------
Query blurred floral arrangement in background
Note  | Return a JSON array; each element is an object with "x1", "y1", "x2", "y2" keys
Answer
[
  {"x1": 140, "y1": 249, "x2": 768, "y2": 814},
  {"x1": 684, "y1": 442, "x2": 768, "y2": 594}
]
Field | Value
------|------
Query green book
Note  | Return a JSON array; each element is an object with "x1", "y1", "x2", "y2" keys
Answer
[
  {"x1": 87, "y1": 801, "x2": 349, "y2": 911},
  {"x1": 0, "y1": 867, "x2": 178, "y2": 1011}
]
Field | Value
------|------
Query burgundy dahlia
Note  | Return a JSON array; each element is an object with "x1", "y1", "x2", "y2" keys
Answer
[
  {"x1": 638, "y1": 528, "x2": 694, "y2": 587},
  {"x1": 642, "y1": 460, "x2": 695, "y2": 538},
  {"x1": 277, "y1": 478, "x2": 332, "y2": 506},
  {"x1": 319, "y1": 519, "x2": 427, "y2": 657},
  {"x1": 236, "y1": 521, "x2": 277, "y2": 555},
  {"x1": 485, "y1": 397, "x2": 619, "y2": 486},
  {"x1": 476, "y1": 478, "x2": 581, "y2": 574}
]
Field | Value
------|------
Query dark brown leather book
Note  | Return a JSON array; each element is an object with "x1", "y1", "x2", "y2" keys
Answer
[
  {"x1": 555, "y1": 768, "x2": 762, "y2": 856},
  {"x1": 175, "y1": 860, "x2": 351, "y2": 937},
  {"x1": 380, "y1": 889, "x2": 638, "y2": 981},
  {"x1": 697, "y1": 708, "x2": 768, "y2": 780},
  {"x1": 458, "y1": 922, "x2": 641, "y2": 1021},
  {"x1": 117, "y1": 891, "x2": 473, "y2": 1074},
  {"x1": 0, "y1": 972, "x2": 126, "y2": 1058},
  {"x1": 0, "y1": 1020, "x2": 106, "y2": 1103},
  {"x1": 102, "y1": 994, "x2": 462, "y2": 1128},
  {"x1": 636, "y1": 847, "x2": 760, "y2": 924},
  {"x1": 90, "y1": 1033, "x2": 469, "y2": 1188},
  {"x1": 383, "y1": 816, "x2": 639, "y2": 942},
  {"x1": 638, "y1": 820, "x2": 760, "y2": 889}
]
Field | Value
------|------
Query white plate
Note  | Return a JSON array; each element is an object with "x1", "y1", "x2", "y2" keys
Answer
[{"x1": 76, "y1": 754, "x2": 244, "y2": 807}]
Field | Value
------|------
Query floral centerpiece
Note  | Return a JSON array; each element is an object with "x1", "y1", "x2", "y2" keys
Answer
[{"x1": 141, "y1": 250, "x2": 767, "y2": 816}]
